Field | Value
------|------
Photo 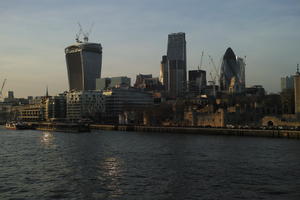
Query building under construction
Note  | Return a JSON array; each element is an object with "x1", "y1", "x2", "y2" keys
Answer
[
  {"x1": 65, "y1": 25, "x2": 102, "y2": 91},
  {"x1": 188, "y1": 70, "x2": 207, "y2": 96}
]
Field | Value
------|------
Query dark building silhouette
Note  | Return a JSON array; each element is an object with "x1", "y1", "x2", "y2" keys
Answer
[
  {"x1": 65, "y1": 42, "x2": 102, "y2": 91},
  {"x1": 188, "y1": 70, "x2": 206, "y2": 95},
  {"x1": 134, "y1": 74, "x2": 152, "y2": 87},
  {"x1": 166, "y1": 32, "x2": 187, "y2": 97},
  {"x1": 134, "y1": 74, "x2": 162, "y2": 91},
  {"x1": 96, "y1": 77, "x2": 131, "y2": 90},
  {"x1": 159, "y1": 55, "x2": 168, "y2": 89}
]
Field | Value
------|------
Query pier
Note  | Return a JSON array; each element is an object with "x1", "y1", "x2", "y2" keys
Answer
[
  {"x1": 27, "y1": 122, "x2": 90, "y2": 133},
  {"x1": 90, "y1": 124, "x2": 300, "y2": 139}
]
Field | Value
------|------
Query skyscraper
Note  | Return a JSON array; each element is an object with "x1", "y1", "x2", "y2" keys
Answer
[
  {"x1": 294, "y1": 65, "x2": 300, "y2": 116},
  {"x1": 65, "y1": 42, "x2": 102, "y2": 91},
  {"x1": 219, "y1": 48, "x2": 245, "y2": 93},
  {"x1": 236, "y1": 56, "x2": 246, "y2": 90},
  {"x1": 188, "y1": 70, "x2": 207, "y2": 95},
  {"x1": 159, "y1": 55, "x2": 168, "y2": 89},
  {"x1": 281, "y1": 76, "x2": 294, "y2": 91},
  {"x1": 166, "y1": 32, "x2": 187, "y2": 97}
]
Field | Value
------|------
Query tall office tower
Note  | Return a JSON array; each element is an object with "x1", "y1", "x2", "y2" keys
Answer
[
  {"x1": 188, "y1": 70, "x2": 206, "y2": 95},
  {"x1": 220, "y1": 48, "x2": 245, "y2": 93},
  {"x1": 167, "y1": 32, "x2": 187, "y2": 97},
  {"x1": 294, "y1": 65, "x2": 300, "y2": 115},
  {"x1": 159, "y1": 55, "x2": 168, "y2": 89},
  {"x1": 281, "y1": 76, "x2": 294, "y2": 91},
  {"x1": 65, "y1": 41, "x2": 102, "y2": 91},
  {"x1": 8, "y1": 91, "x2": 14, "y2": 99},
  {"x1": 236, "y1": 57, "x2": 246, "y2": 90}
]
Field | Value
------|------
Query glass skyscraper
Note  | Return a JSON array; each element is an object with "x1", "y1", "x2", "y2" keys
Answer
[
  {"x1": 219, "y1": 47, "x2": 245, "y2": 93},
  {"x1": 65, "y1": 42, "x2": 102, "y2": 91}
]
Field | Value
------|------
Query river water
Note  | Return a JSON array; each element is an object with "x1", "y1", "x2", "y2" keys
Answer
[{"x1": 0, "y1": 127, "x2": 300, "y2": 200}]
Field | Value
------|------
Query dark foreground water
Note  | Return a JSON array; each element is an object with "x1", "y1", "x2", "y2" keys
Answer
[{"x1": 1, "y1": 127, "x2": 300, "y2": 200}]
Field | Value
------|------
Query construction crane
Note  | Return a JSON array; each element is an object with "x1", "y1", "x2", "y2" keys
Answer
[
  {"x1": 208, "y1": 55, "x2": 219, "y2": 80},
  {"x1": 76, "y1": 22, "x2": 94, "y2": 43},
  {"x1": 75, "y1": 23, "x2": 83, "y2": 43},
  {"x1": 198, "y1": 51, "x2": 204, "y2": 71},
  {"x1": 0, "y1": 78, "x2": 7, "y2": 100},
  {"x1": 209, "y1": 55, "x2": 224, "y2": 91},
  {"x1": 196, "y1": 51, "x2": 205, "y2": 94},
  {"x1": 209, "y1": 72, "x2": 217, "y2": 97},
  {"x1": 209, "y1": 72, "x2": 216, "y2": 85}
]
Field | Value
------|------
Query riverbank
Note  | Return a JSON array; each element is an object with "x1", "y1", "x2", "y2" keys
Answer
[
  {"x1": 91, "y1": 124, "x2": 300, "y2": 139},
  {"x1": 2, "y1": 122, "x2": 299, "y2": 139},
  {"x1": 26, "y1": 122, "x2": 90, "y2": 132}
]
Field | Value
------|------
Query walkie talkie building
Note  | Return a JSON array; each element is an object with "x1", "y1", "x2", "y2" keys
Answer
[{"x1": 65, "y1": 42, "x2": 102, "y2": 91}]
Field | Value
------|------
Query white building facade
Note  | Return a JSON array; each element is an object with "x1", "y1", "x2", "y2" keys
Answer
[{"x1": 66, "y1": 90, "x2": 105, "y2": 121}]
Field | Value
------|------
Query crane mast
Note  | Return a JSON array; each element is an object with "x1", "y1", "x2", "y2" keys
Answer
[
  {"x1": 76, "y1": 22, "x2": 94, "y2": 43},
  {"x1": 198, "y1": 51, "x2": 204, "y2": 71},
  {"x1": 0, "y1": 78, "x2": 7, "y2": 100}
]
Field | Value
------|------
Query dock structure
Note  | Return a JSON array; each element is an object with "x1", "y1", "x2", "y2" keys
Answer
[
  {"x1": 27, "y1": 122, "x2": 90, "y2": 133},
  {"x1": 90, "y1": 124, "x2": 300, "y2": 139}
]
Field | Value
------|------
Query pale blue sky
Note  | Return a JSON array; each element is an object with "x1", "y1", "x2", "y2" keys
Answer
[{"x1": 0, "y1": 0, "x2": 299, "y2": 97}]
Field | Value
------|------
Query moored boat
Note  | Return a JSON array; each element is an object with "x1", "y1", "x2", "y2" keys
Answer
[
  {"x1": 5, "y1": 122, "x2": 30, "y2": 130},
  {"x1": 33, "y1": 122, "x2": 90, "y2": 133}
]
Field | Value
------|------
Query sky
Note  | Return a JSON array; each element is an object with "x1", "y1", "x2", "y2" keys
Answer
[{"x1": 0, "y1": 0, "x2": 300, "y2": 97}]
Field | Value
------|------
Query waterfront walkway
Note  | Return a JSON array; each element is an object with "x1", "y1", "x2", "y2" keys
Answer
[{"x1": 91, "y1": 124, "x2": 300, "y2": 139}]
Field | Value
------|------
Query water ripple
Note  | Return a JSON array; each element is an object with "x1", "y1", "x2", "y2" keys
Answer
[{"x1": 0, "y1": 129, "x2": 300, "y2": 199}]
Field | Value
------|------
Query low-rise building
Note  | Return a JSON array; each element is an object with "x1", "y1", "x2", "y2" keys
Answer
[
  {"x1": 66, "y1": 90, "x2": 105, "y2": 121},
  {"x1": 45, "y1": 94, "x2": 67, "y2": 121},
  {"x1": 96, "y1": 76, "x2": 131, "y2": 90},
  {"x1": 103, "y1": 87, "x2": 153, "y2": 122},
  {"x1": 262, "y1": 115, "x2": 300, "y2": 127},
  {"x1": 18, "y1": 104, "x2": 45, "y2": 121},
  {"x1": 134, "y1": 74, "x2": 163, "y2": 91}
]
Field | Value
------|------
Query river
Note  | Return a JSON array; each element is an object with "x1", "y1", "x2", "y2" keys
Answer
[{"x1": 0, "y1": 127, "x2": 300, "y2": 199}]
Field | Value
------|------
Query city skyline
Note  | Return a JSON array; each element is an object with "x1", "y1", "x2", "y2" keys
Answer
[{"x1": 0, "y1": 0, "x2": 300, "y2": 97}]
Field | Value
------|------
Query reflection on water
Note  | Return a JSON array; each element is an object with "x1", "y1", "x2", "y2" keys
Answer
[
  {"x1": 99, "y1": 157, "x2": 123, "y2": 198},
  {"x1": 40, "y1": 132, "x2": 55, "y2": 147},
  {"x1": 1, "y1": 129, "x2": 300, "y2": 199}
]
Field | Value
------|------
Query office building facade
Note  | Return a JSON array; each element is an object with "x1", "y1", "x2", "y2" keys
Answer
[
  {"x1": 66, "y1": 90, "x2": 105, "y2": 121},
  {"x1": 45, "y1": 94, "x2": 67, "y2": 121},
  {"x1": 166, "y1": 32, "x2": 187, "y2": 97},
  {"x1": 294, "y1": 70, "x2": 300, "y2": 115},
  {"x1": 188, "y1": 70, "x2": 207, "y2": 95},
  {"x1": 281, "y1": 76, "x2": 294, "y2": 91},
  {"x1": 65, "y1": 42, "x2": 102, "y2": 91},
  {"x1": 159, "y1": 55, "x2": 168, "y2": 89},
  {"x1": 96, "y1": 76, "x2": 131, "y2": 90},
  {"x1": 103, "y1": 87, "x2": 153, "y2": 122}
]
